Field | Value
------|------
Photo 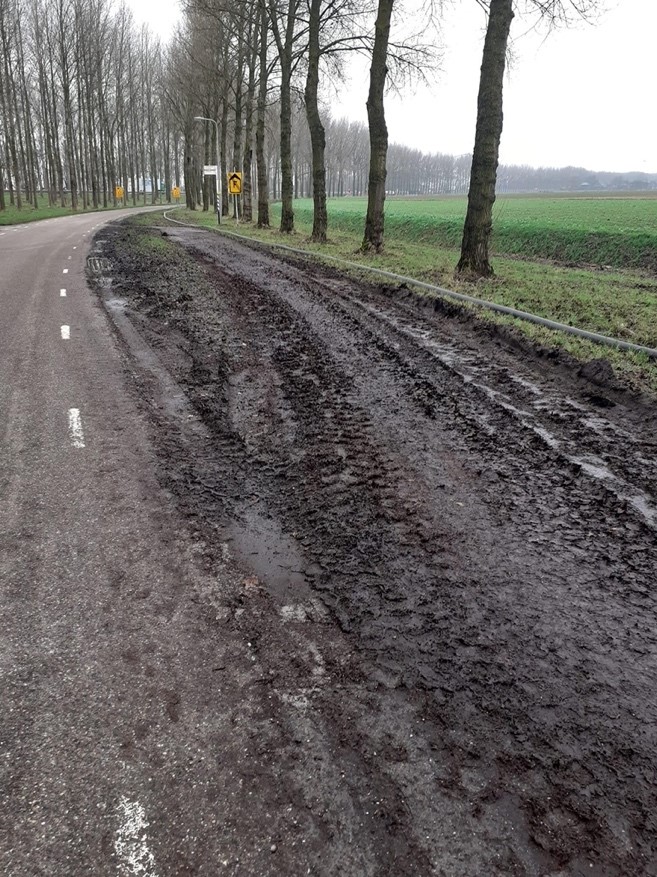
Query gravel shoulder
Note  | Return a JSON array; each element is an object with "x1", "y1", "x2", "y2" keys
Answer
[{"x1": 89, "y1": 219, "x2": 657, "y2": 876}]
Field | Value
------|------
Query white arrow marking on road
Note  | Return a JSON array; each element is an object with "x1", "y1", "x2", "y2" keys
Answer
[
  {"x1": 115, "y1": 797, "x2": 158, "y2": 876},
  {"x1": 67, "y1": 409, "x2": 85, "y2": 448},
  {"x1": 61, "y1": 325, "x2": 70, "y2": 340}
]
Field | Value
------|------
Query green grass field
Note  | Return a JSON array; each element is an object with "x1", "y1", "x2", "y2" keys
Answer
[
  {"x1": 286, "y1": 194, "x2": 657, "y2": 272},
  {"x1": 169, "y1": 193, "x2": 657, "y2": 393}
]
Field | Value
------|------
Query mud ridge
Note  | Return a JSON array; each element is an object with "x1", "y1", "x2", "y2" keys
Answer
[{"x1": 89, "y1": 220, "x2": 657, "y2": 876}]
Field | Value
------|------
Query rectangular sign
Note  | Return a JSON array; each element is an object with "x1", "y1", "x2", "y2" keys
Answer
[{"x1": 203, "y1": 165, "x2": 217, "y2": 176}]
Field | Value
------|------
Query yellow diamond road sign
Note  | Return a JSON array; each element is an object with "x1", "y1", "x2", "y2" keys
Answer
[{"x1": 228, "y1": 172, "x2": 242, "y2": 195}]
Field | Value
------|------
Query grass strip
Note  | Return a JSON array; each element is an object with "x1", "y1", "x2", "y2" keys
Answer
[
  {"x1": 0, "y1": 197, "x2": 172, "y2": 226},
  {"x1": 151, "y1": 206, "x2": 657, "y2": 394}
]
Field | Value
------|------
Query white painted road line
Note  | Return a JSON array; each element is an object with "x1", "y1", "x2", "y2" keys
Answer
[
  {"x1": 60, "y1": 289, "x2": 67, "y2": 297},
  {"x1": 61, "y1": 326, "x2": 70, "y2": 340},
  {"x1": 115, "y1": 797, "x2": 158, "y2": 877},
  {"x1": 63, "y1": 268, "x2": 69, "y2": 274},
  {"x1": 67, "y1": 409, "x2": 85, "y2": 448}
]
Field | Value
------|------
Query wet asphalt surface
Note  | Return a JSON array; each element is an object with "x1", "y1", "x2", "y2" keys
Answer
[{"x1": 87, "y1": 219, "x2": 657, "y2": 876}]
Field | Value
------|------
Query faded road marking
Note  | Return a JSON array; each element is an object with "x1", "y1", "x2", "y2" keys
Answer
[
  {"x1": 67, "y1": 409, "x2": 85, "y2": 448},
  {"x1": 115, "y1": 797, "x2": 158, "y2": 876},
  {"x1": 61, "y1": 325, "x2": 70, "y2": 340}
]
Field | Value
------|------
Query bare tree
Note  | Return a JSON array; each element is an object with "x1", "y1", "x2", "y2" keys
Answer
[
  {"x1": 456, "y1": 0, "x2": 513, "y2": 277},
  {"x1": 268, "y1": 0, "x2": 303, "y2": 232},
  {"x1": 256, "y1": 0, "x2": 272, "y2": 226},
  {"x1": 361, "y1": 0, "x2": 394, "y2": 252},
  {"x1": 457, "y1": 0, "x2": 602, "y2": 277}
]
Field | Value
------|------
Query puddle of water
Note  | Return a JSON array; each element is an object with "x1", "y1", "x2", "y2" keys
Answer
[
  {"x1": 508, "y1": 374, "x2": 543, "y2": 396},
  {"x1": 527, "y1": 423, "x2": 561, "y2": 451},
  {"x1": 230, "y1": 506, "x2": 318, "y2": 606},
  {"x1": 629, "y1": 495, "x2": 657, "y2": 526},
  {"x1": 570, "y1": 456, "x2": 657, "y2": 527},
  {"x1": 571, "y1": 456, "x2": 615, "y2": 481},
  {"x1": 105, "y1": 295, "x2": 127, "y2": 312}
]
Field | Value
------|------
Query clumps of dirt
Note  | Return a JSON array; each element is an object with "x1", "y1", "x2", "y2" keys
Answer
[{"x1": 90, "y1": 219, "x2": 657, "y2": 875}]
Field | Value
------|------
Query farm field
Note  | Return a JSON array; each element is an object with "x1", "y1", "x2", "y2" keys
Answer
[{"x1": 289, "y1": 194, "x2": 657, "y2": 272}]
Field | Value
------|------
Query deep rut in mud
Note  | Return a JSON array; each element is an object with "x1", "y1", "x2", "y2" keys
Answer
[{"x1": 91, "y1": 221, "x2": 657, "y2": 876}]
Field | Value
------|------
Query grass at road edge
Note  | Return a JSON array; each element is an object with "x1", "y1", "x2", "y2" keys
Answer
[
  {"x1": 147, "y1": 206, "x2": 657, "y2": 395},
  {"x1": 0, "y1": 196, "x2": 170, "y2": 225}
]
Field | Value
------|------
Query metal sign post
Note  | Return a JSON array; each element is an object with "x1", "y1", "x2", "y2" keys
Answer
[{"x1": 194, "y1": 116, "x2": 221, "y2": 225}]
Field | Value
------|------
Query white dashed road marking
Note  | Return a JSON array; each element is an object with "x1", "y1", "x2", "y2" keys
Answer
[
  {"x1": 63, "y1": 268, "x2": 68, "y2": 274},
  {"x1": 60, "y1": 289, "x2": 67, "y2": 297},
  {"x1": 67, "y1": 409, "x2": 85, "y2": 448},
  {"x1": 115, "y1": 798, "x2": 158, "y2": 877},
  {"x1": 61, "y1": 325, "x2": 70, "y2": 340}
]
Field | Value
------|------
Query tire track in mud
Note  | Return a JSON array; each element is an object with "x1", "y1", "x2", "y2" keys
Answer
[{"x1": 92, "y1": 222, "x2": 657, "y2": 875}]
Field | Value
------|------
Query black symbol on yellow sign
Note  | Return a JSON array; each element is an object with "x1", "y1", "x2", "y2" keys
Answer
[{"x1": 228, "y1": 172, "x2": 242, "y2": 195}]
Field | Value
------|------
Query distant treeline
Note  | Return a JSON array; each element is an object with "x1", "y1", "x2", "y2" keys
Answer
[{"x1": 282, "y1": 115, "x2": 657, "y2": 198}]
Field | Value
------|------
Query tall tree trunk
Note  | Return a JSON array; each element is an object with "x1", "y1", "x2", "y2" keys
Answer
[
  {"x1": 456, "y1": 0, "x2": 514, "y2": 278},
  {"x1": 279, "y1": 59, "x2": 293, "y2": 232},
  {"x1": 16, "y1": 14, "x2": 38, "y2": 207},
  {"x1": 184, "y1": 127, "x2": 196, "y2": 209},
  {"x1": 0, "y1": 8, "x2": 22, "y2": 209},
  {"x1": 256, "y1": 0, "x2": 269, "y2": 227},
  {"x1": 58, "y1": 0, "x2": 78, "y2": 210},
  {"x1": 268, "y1": 0, "x2": 298, "y2": 234},
  {"x1": 304, "y1": 0, "x2": 327, "y2": 242},
  {"x1": 362, "y1": 0, "x2": 394, "y2": 253},
  {"x1": 220, "y1": 93, "x2": 229, "y2": 216},
  {"x1": 242, "y1": 6, "x2": 258, "y2": 223}
]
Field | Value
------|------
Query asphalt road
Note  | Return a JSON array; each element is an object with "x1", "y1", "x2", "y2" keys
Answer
[{"x1": 0, "y1": 211, "x2": 297, "y2": 876}]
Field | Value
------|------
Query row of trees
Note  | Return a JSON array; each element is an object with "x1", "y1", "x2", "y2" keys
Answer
[
  {"x1": 0, "y1": 0, "x2": 602, "y2": 276},
  {"x1": 270, "y1": 116, "x2": 657, "y2": 198},
  {"x1": 0, "y1": 0, "x2": 182, "y2": 212}
]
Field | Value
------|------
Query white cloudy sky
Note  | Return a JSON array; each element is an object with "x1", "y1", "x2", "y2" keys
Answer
[{"x1": 129, "y1": 0, "x2": 656, "y2": 174}]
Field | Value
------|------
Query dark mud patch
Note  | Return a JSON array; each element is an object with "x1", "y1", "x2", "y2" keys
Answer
[{"x1": 89, "y1": 220, "x2": 657, "y2": 875}]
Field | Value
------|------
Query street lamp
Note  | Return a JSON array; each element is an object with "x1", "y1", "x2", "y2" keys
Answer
[{"x1": 194, "y1": 116, "x2": 221, "y2": 224}]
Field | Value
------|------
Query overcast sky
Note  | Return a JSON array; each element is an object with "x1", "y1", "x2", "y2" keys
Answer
[{"x1": 130, "y1": 0, "x2": 656, "y2": 175}]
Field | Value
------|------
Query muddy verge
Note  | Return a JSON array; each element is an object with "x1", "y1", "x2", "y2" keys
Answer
[{"x1": 89, "y1": 220, "x2": 657, "y2": 876}]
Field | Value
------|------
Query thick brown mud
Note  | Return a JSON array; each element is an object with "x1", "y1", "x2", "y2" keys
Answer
[{"x1": 90, "y1": 220, "x2": 657, "y2": 876}]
